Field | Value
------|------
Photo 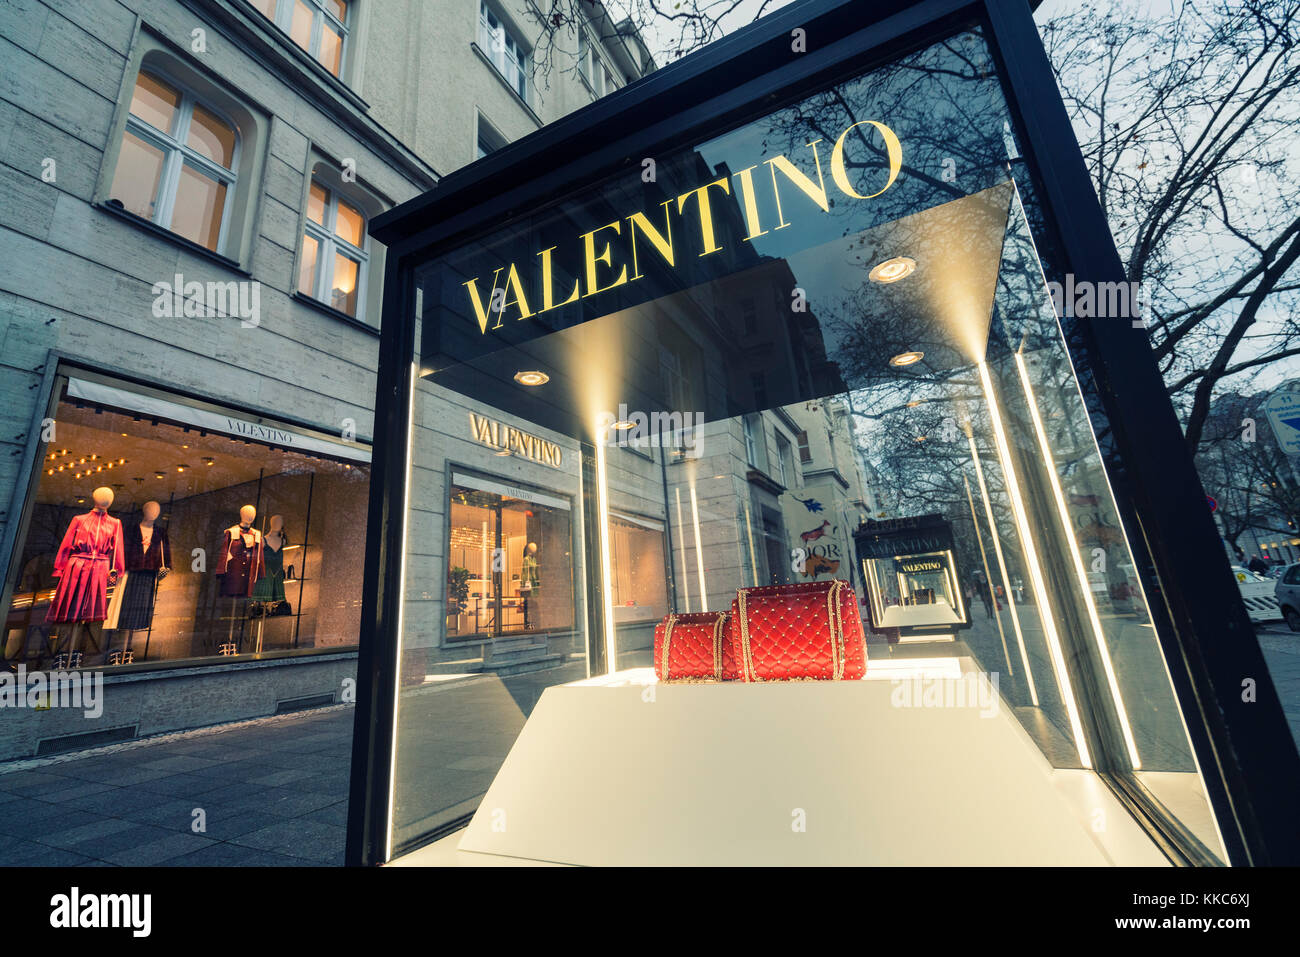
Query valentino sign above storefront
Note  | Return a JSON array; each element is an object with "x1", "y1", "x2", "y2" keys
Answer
[{"x1": 460, "y1": 119, "x2": 903, "y2": 336}]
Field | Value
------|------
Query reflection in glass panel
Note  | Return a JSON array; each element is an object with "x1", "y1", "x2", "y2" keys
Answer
[
  {"x1": 186, "y1": 104, "x2": 236, "y2": 169},
  {"x1": 171, "y1": 165, "x2": 226, "y2": 251},
  {"x1": 129, "y1": 72, "x2": 180, "y2": 133},
  {"x1": 298, "y1": 233, "x2": 319, "y2": 296},
  {"x1": 608, "y1": 511, "x2": 668, "y2": 666},
  {"x1": 290, "y1": 1, "x2": 313, "y2": 50},
  {"x1": 335, "y1": 198, "x2": 364, "y2": 247},
  {"x1": 330, "y1": 253, "x2": 358, "y2": 315},
  {"x1": 318, "y1": 23, "x2": 343, "y2": 76},
  {"x1": 307, "y1": 181, "x2": 327, "y2": 225},
  {"x1": 108, "y1": 131, "x2": 165, "y2": 220},
  {"x1": 446, "y1": 480, "x2": 575, "y2": 639}
]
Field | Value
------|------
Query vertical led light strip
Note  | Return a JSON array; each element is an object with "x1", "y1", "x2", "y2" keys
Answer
[
  {"x1": 964, "y1": 474, "x2": 1014, "y2": 677},
  {"x1": 384, "y1": 364, "x2": 418, "y2": 863},
  {"x1": 673, "y1": 487, "x2": 690, "y2": 612},
  {"x1": 575, "y1": 457, "x2": 593, "y2": 679},
  {"x1": 689, "y1": 483, "x2": 708, "y2": 608},
  {"x1": 967, "y1": 431, "x2": 1038, "y2": 703},
  {"x1": 978, "y1": 359, "x2": 1091, "y2": 768},
  {"x1": 479, "y1": 520, "x2": 488, "y2": 609},
  {"x1": 594, "y1": 437, "x2": 618, "y2": 675},
  {"x1": 1014, "y1": 351, "x2": 1141, "y2": 769},
  {"x1": 743, "y1": 497, "x2": 759, "y2": 588},
  {"x1": 944, "y1": 549, "x2": 966, "y2": 620},
  {"x1": 863, "y1": 559, "x2": 885, "y2": 623}
]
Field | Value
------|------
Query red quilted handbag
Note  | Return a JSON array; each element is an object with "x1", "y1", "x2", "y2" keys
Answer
[
  {"x1": 726, "y1": 579, "x2": 867, "y2": 681},
  {"x1": 653, "y1": 612, "x2": 734, "y2": 681}
]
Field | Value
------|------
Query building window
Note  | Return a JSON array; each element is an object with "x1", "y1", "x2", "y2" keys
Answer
[
  {"x1": 774, "y1": 432, "x2": 792, "y2": 487},
  {"x1": 743, "y1": 416, "x2": 760, "y2": 469},
  {"x1": 299, "y1": 180, "x2": 369, "y2": 321},
  {"x1": 578, "y1": 29, "x2": 619, "y2": 98},
  {"x1": 795, "y1": 429, "x2": 812, "y2": 463},
  {"x1": 251, "y1": 0, "x2": 349, "y2": 77},
  {"x1": 479, "y1": 2, "x2": 529, "y2": 102},
  {"x1": 476, "y1": 115, "x2": 508, "y2": 160},
  {"x1": 741, "y1": 298, "x2": 757, "y2": 334},
  {"x1": 107, "y1": 71, "x2": 238, "y2": 254}
]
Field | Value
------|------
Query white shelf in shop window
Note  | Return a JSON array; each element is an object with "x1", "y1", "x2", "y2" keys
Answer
[{"x1": 440, "y1": 662, "x2": 1171, "y2": 867}]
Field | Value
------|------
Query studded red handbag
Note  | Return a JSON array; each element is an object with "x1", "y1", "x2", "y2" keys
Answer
[
  {"x1": 725, "y1": 579, "x2": 867, "y2": 681},
  {"x1": 653, "y1": 611, "x2": 734, "y2": 681}
]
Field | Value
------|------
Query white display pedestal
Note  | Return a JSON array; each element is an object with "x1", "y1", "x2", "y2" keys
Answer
[{"x1": 401, "y1": 664, "x2": 1169, "y2": 866}]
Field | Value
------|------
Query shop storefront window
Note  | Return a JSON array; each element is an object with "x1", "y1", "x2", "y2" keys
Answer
[
  {"x1": 2, "y1": 376, "x2": 369, "y2": 669},
  {"x1": 445, "y1": 475, "x2": 574, "y2": 639}
]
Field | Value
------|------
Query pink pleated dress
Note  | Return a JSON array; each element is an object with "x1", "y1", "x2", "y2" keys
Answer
[{"x1": 46, "y1": 509, "x2": 126, "y2": 624}]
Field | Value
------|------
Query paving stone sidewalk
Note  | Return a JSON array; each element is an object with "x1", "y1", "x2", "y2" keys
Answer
[{"x1": 0, "y1": 706, "x2": 353, "y2": 866}]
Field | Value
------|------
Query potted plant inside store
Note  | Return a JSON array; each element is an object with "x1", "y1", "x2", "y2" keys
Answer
[{"x1": 447, "y1": 566, "x2": 471, "y2": 629}]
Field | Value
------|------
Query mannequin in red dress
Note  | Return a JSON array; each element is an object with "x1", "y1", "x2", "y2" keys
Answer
[{"x1": 47, "y1": 486, "x2": 126, "y2": 663}]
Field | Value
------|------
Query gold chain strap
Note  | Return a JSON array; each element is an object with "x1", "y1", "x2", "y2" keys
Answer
[
  {"x1": 712, "y1": 614, "x2": 726, "y2": 679},
  {"x1": 823, "y1": 582, "x2": 840, "y2": 680},
  {"x1": 661, "y1": 614, "x2": 676, "y2": 681},
  {"x1": 830, "y1": 580, "x2": 846, "y2": 680},
  {"x1": 737, "y1": 590, "x2": 755, "y2": 681}
]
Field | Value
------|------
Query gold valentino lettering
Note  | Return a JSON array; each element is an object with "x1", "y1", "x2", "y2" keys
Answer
[
  {"x1": 461, "y1": 119, "x2": 903, "y2": 333},
  {"x1": 900, "y1": 560, "x2": 942, "y2": 573},
  {"x1": 469, "y1": 413, "x2": 564, "y2": 468}
]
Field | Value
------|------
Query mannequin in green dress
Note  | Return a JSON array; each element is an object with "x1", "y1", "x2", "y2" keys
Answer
[{"x1": 253, "y1": 515, "x2": 288, "y2": 610}]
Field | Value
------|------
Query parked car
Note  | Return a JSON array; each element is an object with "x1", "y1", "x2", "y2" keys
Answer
[
  {"x1": 1275, "y1": 563, "x2": 1300, "y2": 632},
  {"x1": 1230, "y1": 565, "x2": 1283, "y2": 624}
]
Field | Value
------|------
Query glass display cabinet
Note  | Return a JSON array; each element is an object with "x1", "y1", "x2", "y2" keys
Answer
[
  {"x1": 855, "y1": 514, "x2": 972, "y2": 641},
  {"x1": 346, "y1": 0, "x2": 1300, "y2": 866}
]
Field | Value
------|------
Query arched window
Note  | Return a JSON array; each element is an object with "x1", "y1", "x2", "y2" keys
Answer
[
  {"x1": 108, "y1": 71, "x2": 239, "y2": 254},
  {"x1": 298, "y1": 180, "x2": 369, "y2": 320}
]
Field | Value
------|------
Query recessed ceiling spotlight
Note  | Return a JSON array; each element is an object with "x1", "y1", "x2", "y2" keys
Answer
[
  {"x1": 890, "y1": 351, "x2": 925, "y2": 367},
  {"x1": 611, "y1": 420, "x2": 636, "y2": 430},
  {"x1": 513, "y1": 370, "x2": 549, "y2": 386},
  {"x1": 869, "y1": 256, "x2": 917, "y2": 284}
]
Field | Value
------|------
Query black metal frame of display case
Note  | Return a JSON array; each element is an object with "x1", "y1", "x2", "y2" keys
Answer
[{"x1": 346, "y1": 0, "x2": 1300, "y2": 866}]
